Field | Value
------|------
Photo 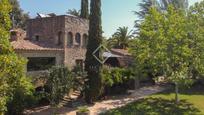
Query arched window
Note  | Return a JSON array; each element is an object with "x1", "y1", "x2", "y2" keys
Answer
[
  {"x1": 67, "y1": 32, "x2": 73, "y2": 47},
  {"x1": 58, "y1": 31, "x2": 63, "y2": 45},
  {"x1": 75, "y1": 33, "x2": 81, "y2": 46},
  {"x1": 83, "y1": 34, "x2": 88, "y2": 47}
]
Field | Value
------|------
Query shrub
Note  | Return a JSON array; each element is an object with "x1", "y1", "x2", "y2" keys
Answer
[
  {"x1": 102, "y1": 66, "x2": 134, "y2": 87},
  {"x1": 102, "y1": 66, "x2": 134, "y2": 95},
  {"x1": 44, "y1": 66, "x2": 73, "y2": 107},
  {"x1": 0, "y1": 54, "x2": 35, "y2": 115},
  {"x1": 6, "y1": 77, "x2": 35, "y2": 115},
  {"x1": 72, "y1": 65, "x2": 87, "y2": 91}
]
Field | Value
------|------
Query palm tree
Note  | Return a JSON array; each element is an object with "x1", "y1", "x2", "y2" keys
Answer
[
  {"x1": 170, "y1": 0, "x2": 188, "y2": 10},
  {"x1": 80, "y1": 0, "x2": 89, "y2": 19},
  {"x1": 84, "y1": 0, "x2": 103, "y2": 103},
  {"x1": 67, "y1": 9, "x2": 80, "y2": 17},
  {"x1": 135, "y1": 0, "x2": 188, "y2": 19},
  {"x1": 134, "y1": 0, "x2": 161, "y2": 19},
  {"x1": 108, "y1": 26, "x2": 133, "y2": 49}
]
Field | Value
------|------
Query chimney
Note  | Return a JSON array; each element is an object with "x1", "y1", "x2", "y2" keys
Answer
[{"x1": 10, "y1": 28, "x2": 26, "y2": 41}]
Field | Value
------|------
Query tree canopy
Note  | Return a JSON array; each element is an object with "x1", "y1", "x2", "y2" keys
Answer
[
  {"x1": 135, "y1": 0, "x2": 188, "y2": 19},
  {"x1": 0, "y1": 0, "x2": 33, "y2": 114},
  {"x1": 67, "y1": 9, "x2": 80, "y2": 17},
  {"x1": 9, "y1": 0, "x2": 29, "y2": 29},
  {"x1": 107, "y1": 26, "x2": 133, "y2": 49},
  {"x1": 80, "y1": 0, "x2": 89, "y2": 19},
  {"x1": 130, "y1": 5, "x2": 204, "y2": 103}
]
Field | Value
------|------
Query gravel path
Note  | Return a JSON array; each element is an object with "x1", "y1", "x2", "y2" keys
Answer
[{"x1": 26, "y1": 85, "x2": 166, "y2": 115}]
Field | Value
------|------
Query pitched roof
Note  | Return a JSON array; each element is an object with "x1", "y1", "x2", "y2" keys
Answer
[
  {"x1": 11, "y1": 40, "x2": 63, "y2": 51},
  {"x1": 111, "y1": 48, "x2": 131, "y2": 56}
]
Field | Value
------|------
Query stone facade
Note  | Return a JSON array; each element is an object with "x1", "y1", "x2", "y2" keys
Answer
[{"x1": 11, "y1": 15, "x2": 89, "y2": 72}]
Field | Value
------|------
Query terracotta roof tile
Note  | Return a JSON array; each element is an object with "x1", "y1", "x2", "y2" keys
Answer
[{"x1": 11, "y1": 40, "x2": 63, "y2": 51}]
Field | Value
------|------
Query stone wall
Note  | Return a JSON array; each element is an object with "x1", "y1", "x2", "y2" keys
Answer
[
  {"x1": 26, "y1": 15, "x2": 89, "y2": 68},
  {"x1": 27, "y1": 16, "x2": 65, "y2": 46},
  {"x1": 64, "y1": 48, "x2": 87, "y2": 69},
  {"x1": 63, "y1": 16, "x2": 89, "y2": 69},
  {"x1": 27, "y1": 15, "x2": 89, "y2": 48}
]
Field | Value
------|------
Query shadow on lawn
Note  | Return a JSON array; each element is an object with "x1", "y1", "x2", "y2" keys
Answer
[{"x1": 102, "y1": 97, "x2": 200, "y2": 115}]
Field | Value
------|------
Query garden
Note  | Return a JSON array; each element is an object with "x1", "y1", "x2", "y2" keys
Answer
[
  {"x1": 0, "y1": 0, "x2": 204, "y2": 115},
  {"x1": 103, "y1": 85, "x2": 204, "y2": 115}
]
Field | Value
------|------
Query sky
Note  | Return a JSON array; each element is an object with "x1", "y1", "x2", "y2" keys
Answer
[{"x1": 19, "y1": 0, "x2": 203, "y2": 38}]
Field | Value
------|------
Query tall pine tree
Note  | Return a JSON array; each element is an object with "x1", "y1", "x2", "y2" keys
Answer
[
  {"x1": 80, "y1": 0, "x2": 89, "y2": 19},
  {"x1": 84, "y1": 0, "x2": 103, "y2": 103}
]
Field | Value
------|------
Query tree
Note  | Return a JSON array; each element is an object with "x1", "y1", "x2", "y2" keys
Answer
[
  {"x1": 67, "y1": 9, "x2": 80, "y2": 17},
  {"x1": 134, "y1": 0, "x2": 160, "y2": 19},
  {"x1": 135, "y1": 0, "x2": 188, "y2": 19},
  {"x1": 80, "y1": 0, "x2": 89, "y2": 19},
  {"x1": 45, "y1": 66, "x2": 73, "y2": 110},
  {"x1": 107, "y1": 26, "x2": 133, "y2": 49},
  {"x1": 187, "y1": 1, "x2": 204, "y2": 79},
  {"x1": 0, "y1": 0, "x2": 34, "y2": 114},
  {"x1": 130, "y1": 6, "x2": 195, "y2": 104},
  {"x1": 9, "y1": 0, "x2": 29, "y2": 29},
  {"x1": 84, "y1": 0, "x2": 103, "y2": 103},
  {"x1": 170, "y1": 0, "x2": 188, "y2": 11}
]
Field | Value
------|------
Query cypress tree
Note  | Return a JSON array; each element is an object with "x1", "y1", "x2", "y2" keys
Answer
[
  {"x1": 84, "y1": 0, "x2": 103, "y2": 103},
  {"x1": 80, "y1": 0, "x2": 89, "y2": 19}
]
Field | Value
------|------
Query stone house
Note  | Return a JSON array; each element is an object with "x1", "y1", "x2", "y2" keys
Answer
[{"x1": 11, "y1": 15, "x2": 89, "y2": 77}]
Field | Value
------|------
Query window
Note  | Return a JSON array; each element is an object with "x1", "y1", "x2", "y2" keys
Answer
[
  {"x1": 58, "y1": 31, "x2": 63, "y2": 45},
  {"x1": 27, "y1": 57, "x2": 56, "y2": 71},
  {"x1": 83, "y1": 34, "x2": 88, "y2": 47},
  {"x1": 75, "y1": 33, "x2": 81, "y2": 46},
  {"x1": 67, "y1": 32, "x2": 73, "y2": 47},
  {"x1": 35, "y1": 35, "x2": 39, "y2": 41}
]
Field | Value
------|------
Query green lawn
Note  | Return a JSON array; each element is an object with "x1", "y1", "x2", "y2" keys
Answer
[{"x1": 102, "y1": 86, "x2": 204, "y2": 115}]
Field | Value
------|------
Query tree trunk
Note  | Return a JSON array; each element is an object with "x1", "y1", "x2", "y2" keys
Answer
[{"x1": 175, "y1": 82, "x2": 179, "y2": 104}]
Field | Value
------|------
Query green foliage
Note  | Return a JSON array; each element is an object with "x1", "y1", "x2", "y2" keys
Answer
[
  {"x1": 188, "y1": 1, "x2": 204, "y2": 78},
  {"x1": 0, "y1": 0, "x2": 34, "y2": 114},
  {"x1": 77, "y1": 106, "x2": 89, "y2": 113},
  {"x1": 6, "y1": 77, "x2": 35, "y2": 115},
  {"x1": 0, "y1": 54, "x2": 35, "y2": 115},
  {"x1": 102, "y1": 66, "x2": 134, "y2": 87},
  {"x1": 80, "y1": 0, "x2": 89, "y2": 19},
  {"x1": 107, "y1": 26, "x2": 133, "y2": 49},
  {"x1": 130, "y1": 5, "x2": 203, "y2": 103},
  {"x1": 102, "y1": 86, "x2": 204, "y2": 115},
  {"x1": 0, "y1": 0, "x2": 12, "y2": 54},
  {"x1": 72, "y1": 65, "x2": 87, "y2": 92},
  {"x1": 45, "y1": 66, "x2": 73, "y2": 106},
  {"x1": 9, "y1": 0, "x2": 29, "y2": 29},
  {"x1": 135, "y1": 0, "x2": 188, "y2": 19},
  {"x1": 67, "y1": 9, "x2": 80, "y2": 17},
  {"x1": 84, "y1": 0, "x2": 103, "y2": 103}
]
